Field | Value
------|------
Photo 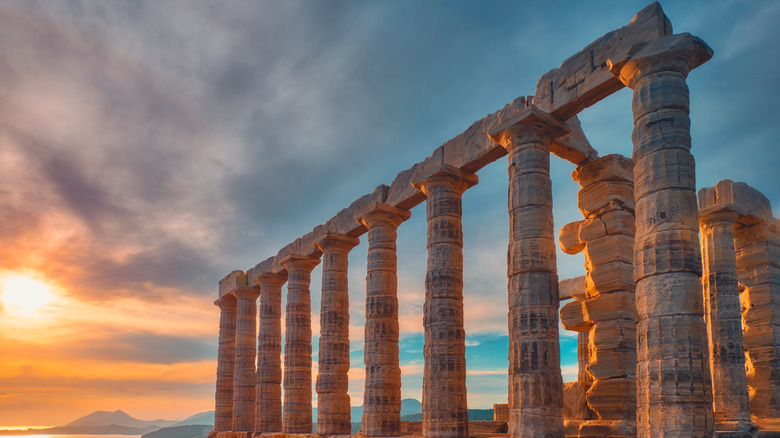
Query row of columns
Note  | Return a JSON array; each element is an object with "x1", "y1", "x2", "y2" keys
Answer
[{"x1": 213, "y1": 33, "x2": 733, "y2": 438}]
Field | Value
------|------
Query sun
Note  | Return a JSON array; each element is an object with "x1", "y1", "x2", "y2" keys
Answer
[{"x1": 0, "y1": 274, "x2": 56, "y2": 315}]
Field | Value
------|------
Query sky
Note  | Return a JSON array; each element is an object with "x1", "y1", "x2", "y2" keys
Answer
[{"x1": 1, "y1": 0, "x2": 779, "y2": 429}]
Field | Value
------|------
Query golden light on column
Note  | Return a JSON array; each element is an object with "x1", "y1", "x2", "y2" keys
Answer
[{"x1": 0, "y1": 273, "x2": 57, "y2": 315}]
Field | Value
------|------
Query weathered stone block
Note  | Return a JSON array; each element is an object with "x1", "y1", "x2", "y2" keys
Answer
[
  {"x1": 601, "y1": 209, "x2": 636, "y2": 236},
  {"x1": 583, "y1": 291, "x2": 635, "y2": 323},
  {"x1": 559, "y1": 275, "x2": 587, "y2": 301},
  {"x1": 586, "y1": 378, "x2": 636, "y2": 420},
  {"x1": 559, "y1": 220, "x2": 585, "y2": 254},
  {"x1": 563, "y1": 381, "x2": 593, "y2": 421},
  {"x1": 583, "y1": 234, "x2": 634, "y2": 270},
  {"x1": 578, "y1": 180, "x2": 635, "y2": 215},
  {"x1": 572, "y1": 154, "x2": 634, "y2": 189},
  {"x1": 585, "y1": 261, "x2": 634, "y2": 296},
  {"x1": 561, "y1": 299, "x2": 592, "y2": 332}
]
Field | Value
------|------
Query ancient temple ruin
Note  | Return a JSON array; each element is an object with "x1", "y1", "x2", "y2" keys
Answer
[{"x1": 210, "y1": 3, "x2": 780, "y2": 437}]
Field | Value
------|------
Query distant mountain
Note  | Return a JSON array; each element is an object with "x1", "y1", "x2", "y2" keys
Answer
[
  {"x1": 174, "y1": 411, "x2": 214, "y2": 427},
  {"x1": 400, "y1": 398, "x2": 422, "y2": 416},
  {"x1": 401, "y1": 408, "x2": 494, "y2": 422},
  {"x1": 141, "y1": 425, "x2": 211, "y2": 438},
  {"x1": 66, "y1": 410, "x2": 177, "y2": 429}
]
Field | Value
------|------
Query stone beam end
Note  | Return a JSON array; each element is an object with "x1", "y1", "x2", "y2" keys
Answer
[
  {"x1": 534, "y1": 1, "x2": 672, "y2": 119},
  {"x1": 698, "y1": 179, "x2": 773, "y2": 225},
  {"x1": 559, "y1": 275, "x2": 587, "y2": 301},
  {"x1": 550, "y1": 116, "x2": 598, "y2": 165},
  {"x1": 218, "y1": 270, "x2": 248, "y2": 298}
]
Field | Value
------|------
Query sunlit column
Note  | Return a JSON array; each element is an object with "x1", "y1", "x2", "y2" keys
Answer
[
  {"x1": 699, "y1": 210, "x2": 753, "y2": 434},
  {"x1": 280, "y1": 254, "x2": 320, "y2": 434},
  {"x1": 355, "y1": 202, "x2": 411, "y2": 437},
  {"x1": 233, "y1": 286, "x2": 261, "y2": 432},
  {"x1": 313, "y1": 233, "x2": 360, "y2": 435},
  {"x1": 213, "y1": 294, "x2": 237, "y2": 434},
  {"x1": 412, "y1": 164, "x2": 477, "y2": 438},
  {"x1": 490, "y1": 108, "x2": 566, "y2": 438},
  {"x1": 254, "y1": 271, "x2": 287, "y2": 434},
  {"x1": 609, "y1": 34, "x2": 715, "y2": 436}
]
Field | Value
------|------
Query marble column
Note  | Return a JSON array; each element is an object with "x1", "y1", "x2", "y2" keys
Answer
[
  {"x1": 490, "y1": 107, "x2": 566, "y2": 438},
  {"x1": 735, "y1": 221, "x2": 780, "y2": 428},
  {"x1": 699, "y1": 210, "x2": 754, "y2": 435},
  {"x1": 313, "y1": 233, "x2": 360, "y2": 435},
  {"x1": 608, "y1": 34, "x2": 715, "y2": 436},
  {"x1": 280, "y1": 254, "x2": 320, "y2": 434},
  {"x1": 412, "y1": 164, "x2": 477, "y2": 438},
  {"x1": 355, "y1": 202, "x2": 411, "y2": 437},
  {"x1": 254, "y1": 272, "x2": 287, "y2": 434},
  {"x1": 214, "y1": 294, "x2": 237, "y2": 434},
  {"x1": 233, "y1": 286, "x2": 261, "y2": 432}
]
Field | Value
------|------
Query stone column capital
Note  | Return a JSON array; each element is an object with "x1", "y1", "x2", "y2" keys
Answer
[
  {"x1": 234, "y1": 285, "x2": 261, "y2": 300},
  {"x1": 214, "y1": 294, "x2": 237, "y2": 309},
  {"x1": 488, "y1": 105, "x2": 568, "y2": 151},
  {"x1": 312, "y1": 232, "x2": 360, "y2": 254},
  {"x1": 411, "y1": 163, "x2": 478, "y2": 197},
  {"x1": 608, "y1": 33, "x2": 713, "y2": 89},
  {"x1": 255, "y1": 271, "x2": 288, "y2": 288},
  {"x1": 699, "y1": 206, "x2": 741, "y2": 227},
  {"x1": 355, "y1": 202, "x2": 411, "y2": 229},
  {"x1": 280, "y1": 254, "x2": 320, "y2": 273}
]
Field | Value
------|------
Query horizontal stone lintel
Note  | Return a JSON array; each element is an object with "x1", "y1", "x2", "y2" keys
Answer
[{"x1": 228, "y1": 2, "x2": 704, "y2": 295}]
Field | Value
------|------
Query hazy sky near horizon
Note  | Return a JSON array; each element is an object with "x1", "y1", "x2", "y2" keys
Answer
[{"x1": 1, "y1": 0, "x2": 779, "y2": 427}]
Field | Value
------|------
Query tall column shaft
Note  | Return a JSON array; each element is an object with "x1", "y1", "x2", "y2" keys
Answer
[
  {"x1": 255, "y1": 272, "x2": 287, "y2": 434},
  {"x1": 281, "y1": 255, "x2": 320, "y2": 434},
  {"x1": 356, "y1": 203, "x2": 410, "y2": 437},
  {"x1": 314, "y1": 234, "x2": 359, "y2": 436},
  {"x1": 233, "y1": 286, "x2": 261, "y2": 432},
  {"x1": 503, "y1": 124, "x2": 564, "y2": 438},
  {"x1": 413, "y1": 165, "x2": 477, "y2": 438},
  {"x1": 610, "y1": 34, "x2": 715, "y2": 436},
  {"x1": 214, "y1": 295, "x2": 237, "y2": 433},
  {"x1": 735, "y1": 221, "x2": 780, "y2": 425},
  {"x1": 700, "y1": 214, "x2": 753, "y2": 433}
]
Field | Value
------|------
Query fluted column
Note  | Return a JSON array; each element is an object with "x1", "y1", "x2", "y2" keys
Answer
[
  {"x1": 735, "y1": 221, "x2": 780, "y2": 428},
  {"x1": 214, "y1": 294, "x2": 237, "y2": 434},
  {"x1": 699, "y1": 210, "x2": 754, "y2": 435},
  {"x1": 490, "y1": 107, "x2": 566, "y2": 438},
  {"x1": 233, "y1": 286, "x2": 261, "y2": 432},
  {"x1": 355, "y1": 202, "x2": 411, "y2": 437},
  {"x1": 412, "y1": 164, "x2": 477, "y2": 438},
  {"x1": 254, "y1": 272, "x2": 287, "y2": 434},
  {"x1": 280, "y1": 254, "x2": 320, "y2": 434},
  {"x1": 313, "y1": 233, "x2": 360, "y2": 435},
  {"x1": 609, "y1": 33, "x2": 714, "y2": 436}
]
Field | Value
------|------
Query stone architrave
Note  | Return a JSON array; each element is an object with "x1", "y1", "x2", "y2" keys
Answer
[
  {"x1": 489, "y1": 107, "x2": 567, "y2": 438},
  {"x1": 313, "y1": 233, "x2": 360, "y2": 436},
  {"x1": 213, "y1": 294, "x2": 237, "y2": 435},
  {"x1": 608, "y1": 33, "x2": 715, "y2": 436},
  {"x1": 254, "y1": 271, "x2": 287, "y2": 434},
  {"x1": 280, "y1": 254, "x2": 321, "y2": 434},
  {"x1": 699, "y1": 208, "x2": 754, "y2": 435},
  {"x1": 233, "y1": 286, "x2": 261, "y2": 433},
  {"x1": 412, "y1": 164, "x2": 477, "y2": 438},
  {"x1": 355, "y1": 202, "x2": 411, "y2": 437}
]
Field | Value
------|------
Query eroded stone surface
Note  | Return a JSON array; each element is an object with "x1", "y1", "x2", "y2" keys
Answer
[
  {"x1": 280, "y1": 255, "x2": 320, "y2": 434},
  {"x1": 214, "y1": 294, "x2": 237, "y2": 432},
  {"x1": 492, "y1": 109, "x2": 566, "y2": 438},
  {"x1": 611, "y1": 32, "x2": 714, "y2": 437},
  {"x1": 254, "y1": 272, "x2": 287, "y2": 434},
  {"x1": 355, "y1": 203, "x2": 411, "y2": 437},
  {"x1": 233, "y1": 285, "x2": 261, "y2": 432},
  {"x1": 412, "y1": 164, "x2": 476, "y2": 438}
]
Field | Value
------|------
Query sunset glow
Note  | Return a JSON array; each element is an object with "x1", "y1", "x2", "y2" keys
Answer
[{"x1": 0, "y1": 274, "x2": 56, "y2": 315}]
